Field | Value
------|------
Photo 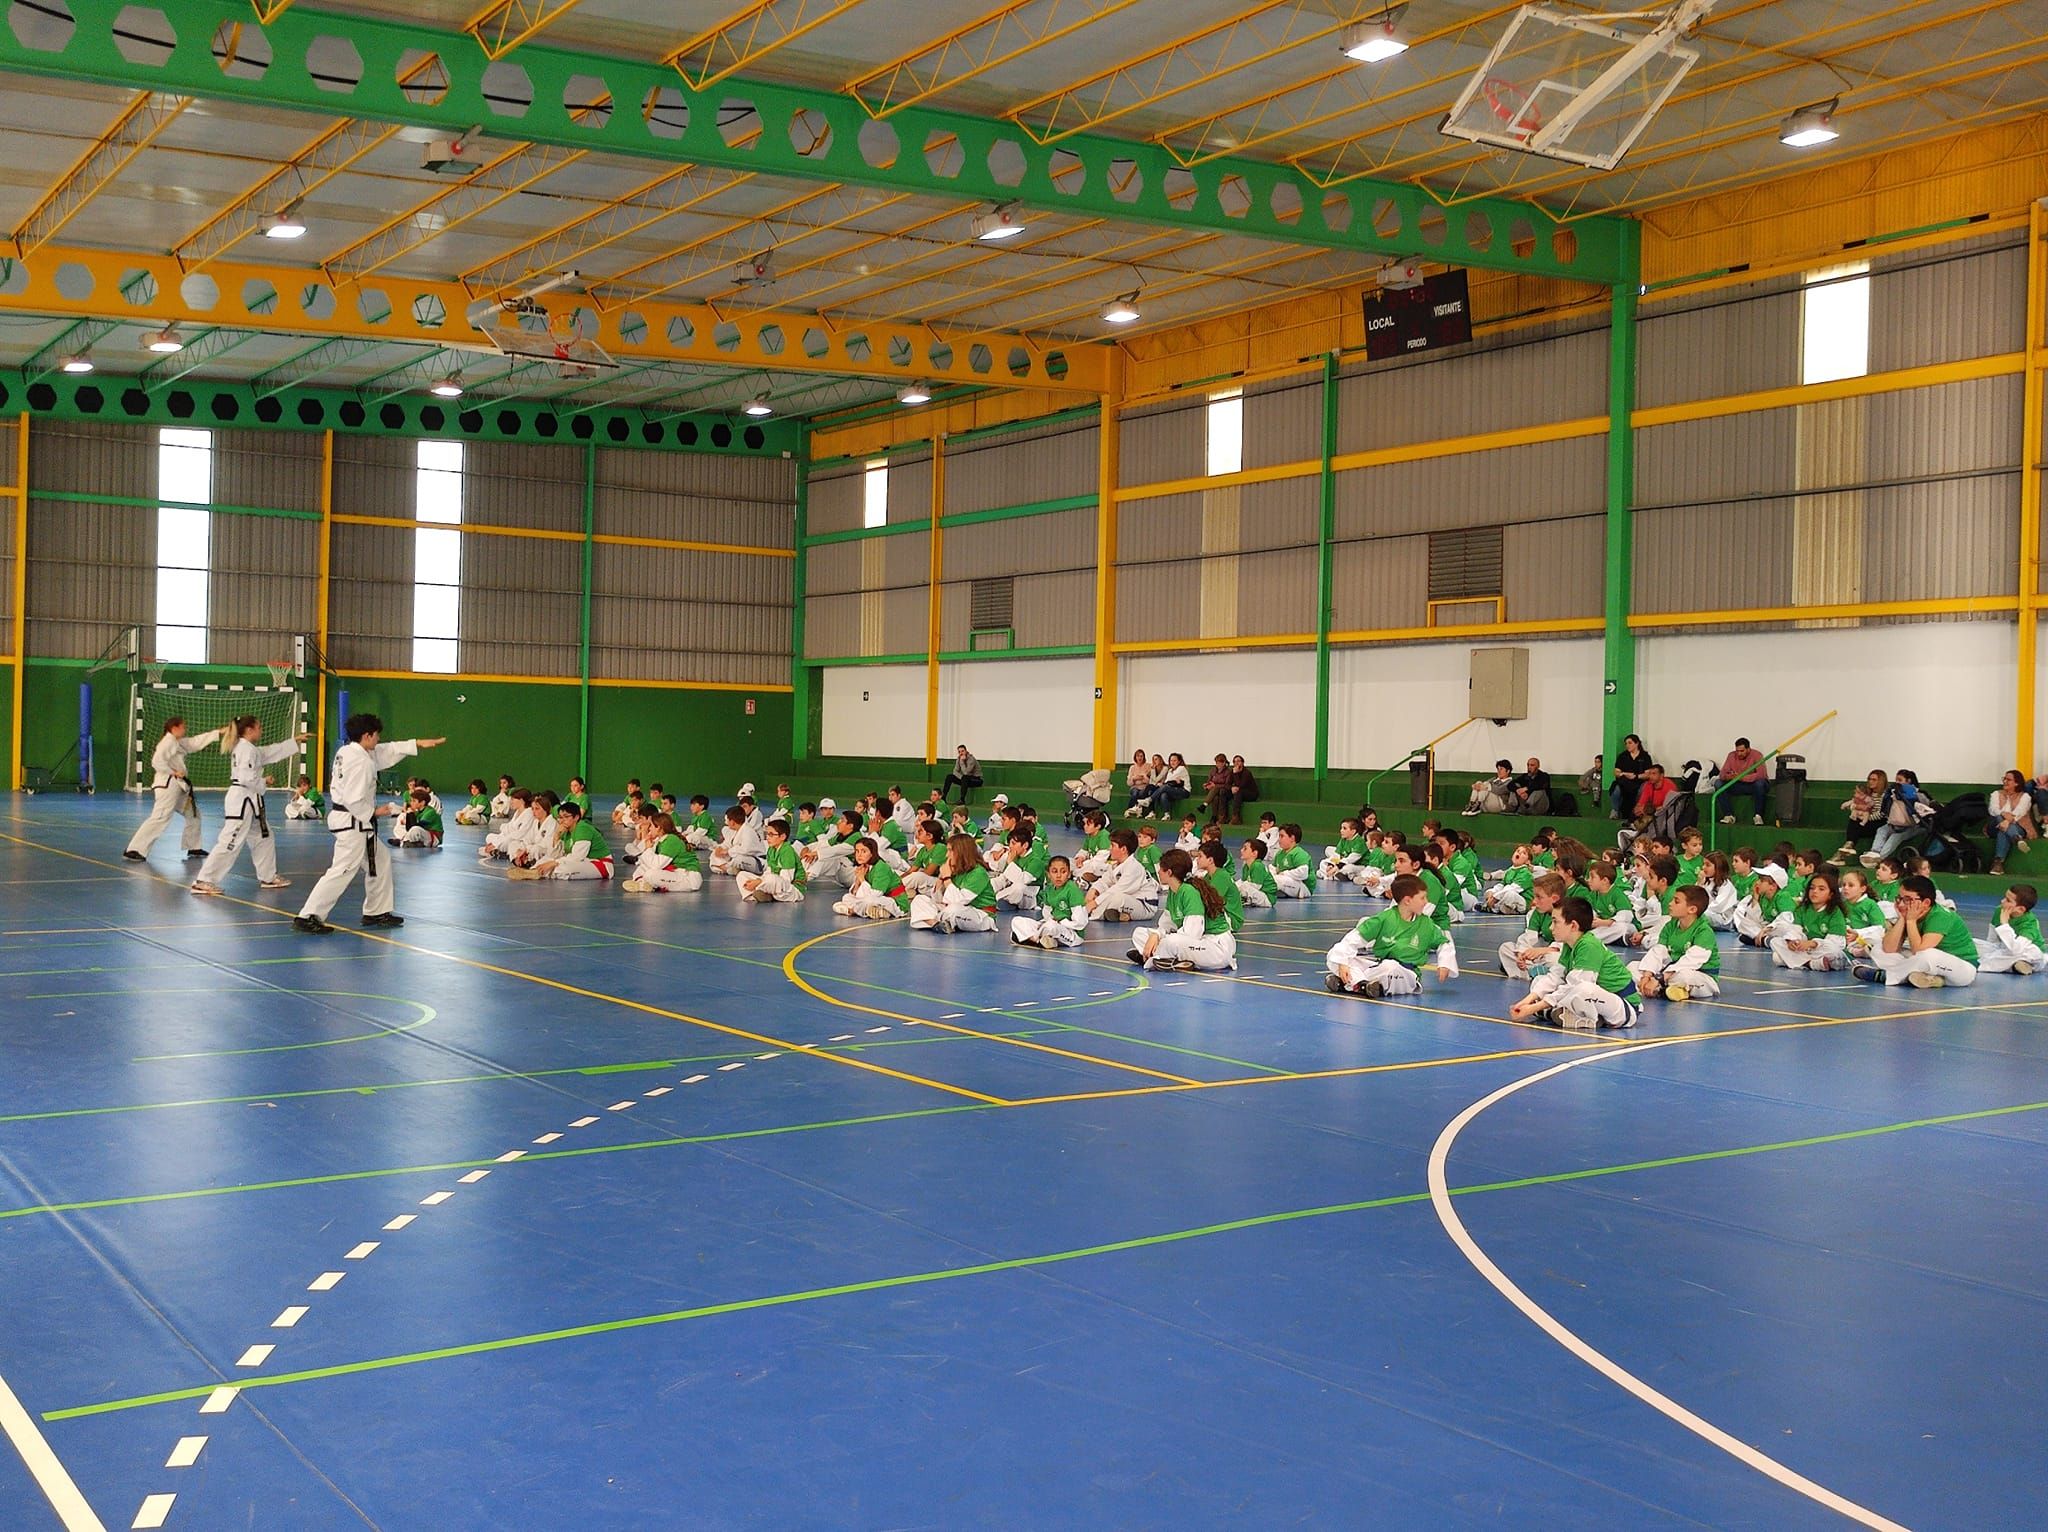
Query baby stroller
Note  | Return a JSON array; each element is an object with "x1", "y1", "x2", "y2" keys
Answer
[
  {"x1": 1061, "y1": 767, "x2": 1112, "y2": 830},
  {"x1": 1916, "y1": 791, "x2": 1989, "y2": 876}
]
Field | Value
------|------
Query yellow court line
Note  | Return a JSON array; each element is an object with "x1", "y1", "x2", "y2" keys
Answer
[
  {"x1": 783, "y1": 926, "x2": 1201, "y2": 1086},
  {"x1": 0, "y1": 831, "x2": 1003, "y2": 1108}
]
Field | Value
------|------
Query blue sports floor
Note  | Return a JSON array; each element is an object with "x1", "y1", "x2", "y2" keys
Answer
[{"x1": 2, "y1": 797, "x2": 2045, "y2": 1530}]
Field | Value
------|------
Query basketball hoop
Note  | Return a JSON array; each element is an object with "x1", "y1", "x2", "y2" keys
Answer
[
  {"x1": 1482, "y1": 76, "x2": 1543, "y2": 142},
  {"x1": 143, "y1": 657, "x2": 166, "y2": 686},
  {"x1": 266, "y1": 659, "x2": 293, "y2": 689}
]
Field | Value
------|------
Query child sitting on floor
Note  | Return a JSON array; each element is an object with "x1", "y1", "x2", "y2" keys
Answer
[
  {"x1": 1087, "y1": 830, "x2": 1158, "y2": 924},
  {"x1": 511, "y1": 800, "x2": 610, "y2": 882},
  {"x1": 1270, "y1": 823, "x2": 1316, "y2": 900},
  {"x1": 1509, "y1": 896, "x2": 1641, "y2": 1031},
  {"x1": 455, "y1": 778, "x2": 491, "y2": 827},
  {"x1": 1771, "y1": 868, "x2": 1849, "y2": 971},
  {"x1": 909, "y1": 835, "x2": 999, "y2": 933},
  {"x1": 1320, "y1": 819, "x2": 1367, "y2": 885},
  {"x1": 1483, "y1": 844, "x2": 1537, "y2": 915},
  {"x1": 1976, "y1": 883, "x2": 2045, "y2": 976},
  {"x1": 737, "y1": 819, "x2": 806, "y2": 904},
  {"x1": 285, "y1": 773, "x2": 324, "y2": 821},
  {"x1": 1324, "y1": 873, "x2": 1456, "y2": 1000},
  {"x1": 1734, "y1": 862, "x2": 1796, "y2": 946},
  {"x1": 1629, "y1": 884, "x2": 1721, "y2": 1001},
  {"x1": 622, "y1": 811, "x2": 703, "y2": 894},
  {"x1": 1852, "y1": 875, "x2": 1978, "y2": 988},
  {"x1": 1011, "y1": 855, "x2": 1088, "y2": 950},
  {"x1": 832, "y1": 840, "x2": 904, "y2": 922},
  {"x1": 388, "y1": 785, "x2": 444, "y2": 848},
  {"x1": 1237, "y1": 837, "x2": 1280, "y2": 909},
  {"x1": 1127, "y1": 850, "x2": 1236, "y2": 973},
  {"x1": 711, "y1": 805, "x2": 767, "y2": 878}
]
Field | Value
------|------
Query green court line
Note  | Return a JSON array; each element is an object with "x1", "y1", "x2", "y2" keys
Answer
[
  {"x1": 130, "y1": 996, "x2": 438, "y2": 1061},
  {"x1": 2, "y1": 1104, "x2": 991, "y2": 1224},
  {"x1": 46, "y1": 1093, "x2": 2048, "y2": 1421}
]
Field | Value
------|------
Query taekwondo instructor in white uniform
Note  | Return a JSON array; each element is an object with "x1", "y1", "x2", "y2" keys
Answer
[
  {"x1": 124, "y1": 716, "x2": 225, "y2": 863},
  {"x1": 294, "y1": 712, "x2": 443, "y2": 934}
]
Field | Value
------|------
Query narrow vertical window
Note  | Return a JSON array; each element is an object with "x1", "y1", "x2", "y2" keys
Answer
[
  {"x1": 1206, "y1": 388, "x2": 1243, "y2": 477},
  {"x1": 412, "y1": 439, "x2": 463, "y2": 674},
  {"x1": 1800, "y1": 262, "x2": 1870, "y2": 385},
  {"x1": 155, "y1": 427, "x2": 212, "y2": 664},
  {"x1": 863, "y1": 458, "x2": 889, "y2": 529}
]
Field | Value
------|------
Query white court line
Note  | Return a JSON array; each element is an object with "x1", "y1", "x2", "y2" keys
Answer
[
  {"x1": 130, "y1": 1494, "x2": 175, "y2": 1529},
  {"x1": 0, "y1": 1367, "x2": 107, "y2": 1529},
  {"x1": 419, "y1": 1191, "x2": 453, "y2": 1206},
  {"x1": 307, "y1": 1272, "x2": 344, "y2": 1292},
  {"x1": 644, "y1": 1086, "x2": 671, "y2": 1097},
  {"x1": 198, "y1": 1388, "x2": 237, "y2": 1415},
  {"x1": 865, "y1": 1025, "x2": 890, "y2": 1032},
  {"x1": 271, "y1": 1307, "x2": 308, "y2": 1329},
  {"x1": 569, "y1": 1116, "x2": 599, "y2": 1128},
  {"x1": 607, "y1": 1100, "x2": 635, "y2": 1111},
  {"x1": 495, "y1": 1151, "x2": 526, "y2": 1162},
  {"x1": 939, "y1": 1012, "x2": 965, "y2": 1019},
  {"x1": 234, "y1": 1345, "x2": 273, "y2": 1368},
  {"x1": 532, "y1": 1132, "x2": 561, "y2": 1144},
  {"x1": 382, "y1": 1215, "x2": 415, "y2": 1232},
  {"x1": 163, "y1": 1437, "x2": 206, "y2": 1469},
  {"x1": 717, "y1": 1062, "x2": 746, "y2": 1072},
  {"x1": 682, "y1": 1074, "x2": 708, "y2": 1084},
  {"x1": 1426, "y1": 1041, "x2": 1912, "y2": 1532},
  {"x1": 345, "y1": 1242, "x2": 379, "y2": 1260},
  {"x1": 829, "y1": 1034, "x2": 855, "y2": 1041},
  {"x1": 458, "y1": 1170, "x2": 490, "y2": 1184},
  {"x1": 755, "y1": 1053, "x2": 780, "y2": 1060}
]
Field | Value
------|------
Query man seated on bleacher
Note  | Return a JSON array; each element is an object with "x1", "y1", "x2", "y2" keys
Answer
[
  {"x1": 1511, "y1": 758, "x2": 1552, "y2": 815},
  {"x1": 1463, "y1": 760, "x2": 1517, "y2": 816}
]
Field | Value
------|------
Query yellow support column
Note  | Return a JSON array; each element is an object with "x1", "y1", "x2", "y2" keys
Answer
[
  {"x1": 8, "y1": 413, "x2": 26, "y2": 790},
  {"x1": 315, "y1": 428, "x2": 334, "y2": 770},
  {"x1": 1091, "y1": 362, "x2": 1123, "y2": 770},
  {"x1": 2020, "y1": 201, "x2": 2046, "y2": 769},
  {"x1": 924, "y1": 433, "x2": 944, "y2": 768}
]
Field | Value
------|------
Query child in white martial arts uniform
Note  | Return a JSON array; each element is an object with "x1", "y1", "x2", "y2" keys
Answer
[
  {"x1": 1236, "y1": 838, "x2": 1280, "y2": 909},
  {"x1": 388, "y1": 786, "x2": 444, "y2": 848},
  {"x1": 623, "y1": 812, "x2": 704, "y2": 894},
  {"x1": 1771, "y1": 869, "x2": 1850, "y2": 971},
  {"x1": 992, "y1": 826, "x2": 1047, "y2": 911},
  {"x1": 1510, "y1": 897, "x2": 1642, "y2": 1030},
  {"x1": 482, "y1": 788, "x2": 537, "y2": 860},
  {"x1": 1085, "y1": 830, "x2": 1158, "y2": 924},
  {"x1": 455, "y1": 779, "x2": 492, "y2": 827},
  {"x1": 982, "y1": 793, "x2": 1010, "y2": 846},
  {"x1": 1255, "y1": 813, "x2": 1281, "y2": 857},
  {"x1": 1483, "y1": 845, "x2": 1537, "y2": 915},
  {"x1": 511, "y1": 801, "x2": 612, "y2": 881},
  {"x1": 1852, "y1": 876, "x2": 1979, "y2": 988},
  {"x1": 901, "y1": 820, "x2": 949, "y2": 898},
  {"x1": 803, "y1": 809, "x2": 866, "y2": 889},
  {"x1": 1625, "y1": 854, "x2": 1678, "y2": 948},
  {"x1": 833, "y1": 840, "x2": 907, "y2": 920},
  {"x1": 293, "y1": 714, "x2": 443, "y2": 933},
  {"x1": 1173, "y1": 814, "x2": 1202, "y2": 855},
  {"x1": 513, "y1": 792, "x2": 562, "y2": 868},
  {"x1": 610, "y1": 786, "x2": 645, "y2": 833},
  {"x1": 1128, "y1": 850, "x2": 1236, "y2": 973},
  {"x1": 737, "y1": 819, "x2": 807, "y2": 904},
  {"x1": 1499, "y1": 873, "x2": 1569, "y2": 977},
  {"x1": 1269, "y1": 824, "x2": 1316, "y2": 900},
  {"x1": 124, "y1": 717, "x2": 226, "y2": 862},
  {"x1": 710, "y1": 805, "x2": 766, "y2": 877},
  {"x1": 1580, "y1": 859, "x2": 1635, "y2": 945},
  {"x1": 1629, "y1": 885, "x2": 1722, "y2": 1000},
  {"x1": 284, "y1": 774, "x2": 324, "y2": 821},
  {"x1": 909, "y1": 835, "x2": 999, "y2": 933},
  {"x1": 487, "y1": 775, "x2": 516, "y2": 826},
  {"x1": 1073, "y1": 812, "x2": 1113, "y2": 883},
  {"x1": 1320, "y1": 819, "x2": 1368, "y2": 886},
  {"x1": 1700, "y1": 852, "x2": 1739, "y2": 930},
  {"x1": 1976, "y1": 883, "x2": 2045, "y2": 975},
  {"x1": 1011, "y1": 856, "x2": 1088, "y2": 949},
  {"x1": 1355, "y1": 831, "x2": 1402, "y2": 898},
  {"x1": 1734, "y1": 863, "x2": 1797, "y2": 947},
  {"x1": 1324, "y1": 874, "x2": 1457, "y2": 998},
  {"x1": 191, "y1": 714, "x2": 308, "y2": 895}
]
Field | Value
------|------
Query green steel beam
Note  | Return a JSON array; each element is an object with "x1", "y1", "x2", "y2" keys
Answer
[
  {"x1": 0, "y1": 2, "x2": 1630, "y2": 287},
  {"x1": 1312, "y1": 350, "x2": 1338, "y2": 795},
  {"x1": 30, "y1": 490, "x2": 319, "y2": 522},
  {"x1": 800, "y1": 492, "x2": 1093, "y2": 546},
  {"x1": 1601, "y1": 224, "x2": 1642, "y2": 799},
  {"x1": 791, "y1": 434, "x2": 813, "y2": 765},
  {"x1": 0, "y1": 369, "x2": 801, "y2": 455},
  {"x1": 578, "y1": 440, "x2": 595, "y2": 781}
]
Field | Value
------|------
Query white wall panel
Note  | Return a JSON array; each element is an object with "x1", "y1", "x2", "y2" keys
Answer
[
  {"x1": 1330, "y1": 639, "x2": 1603, "y2": 776},
  {"x1": 1118, "y1": 649, "x2": 1317, "y2": 768},
  {"x1": 821, "y1": 665, "x2": 926, "y2": 758},
  {"x1": 938, "y1": 658, "x2": 1092, "y2": 764}
]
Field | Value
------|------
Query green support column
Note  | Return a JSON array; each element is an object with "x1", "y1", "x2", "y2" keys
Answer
[
  {"x1": 791, "y1": 437, "x2": 815, "y2": 765},
  {"x1": 578, "y1": 441, "x2": 595, "y2": 781},
  {"x1": 1601, "y1": 223, "x2": 1643, "y2": 787},
  {"x1": 1313, "y1": 351, "x2": 1339, "y2": 797}
]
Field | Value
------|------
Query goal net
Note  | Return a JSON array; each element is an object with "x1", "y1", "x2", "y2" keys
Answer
[{"x1": 128, "y1": 680, "x2": 308, "y2": 792}]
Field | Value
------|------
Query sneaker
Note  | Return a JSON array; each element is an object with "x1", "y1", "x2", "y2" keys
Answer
[
  {"x1": 1753, "y1": 815, "x2": 1764, "y2": 825},
  {"x1": 620, "y1": 879, "x2": 649, "y2": 893},
  {"x1": 1360, "y1": 979, "x2": 1385, "y2": 999},
  {"x1": 1325, "y1": 973, "x2": 1346, "y2": 994},
  {"x1": 1992, "y1": 859, "x2": 2006, "y2": 875},
  {"x1": 2016, "y1": 961, "x2": 2035, "y2": 977},
  {"x1": 292, "y1": 914, "x2": 332, "y2": 935},
  {"x1": 1836, "y1": 843, "x2": 1857, "y2": 857},
  {"x1": 1127, "y1": 949, "x2": 1145, "y2": 965},
  {"x1": 185, "y1": 849, "x2": 206, "y2": 861},
  {"x1": 1859, "y1": 851, "x2": 1880, "y2": 867},
  {"x1": 1719, "y1": 814, "x2": 1735, "y2": 825},
  {"x1": 1851, "y1": 963, "x2": 1883, "y2": 984},
  {"x1": 1907, "y1": 971, "x2": 1946, "y2": 989},
  {"x1": 361, "y1": 913, "x2": 404, "y2": 928},
  {"x1": 506, "y1": 867, "x2": 542, "y2": 881},
  {"x1": 1664, "y1": 984, "x2": 1691, "y2": 1002},
  {"x1": 122, "y1": 849, "x2": 145, "y2": 862},
  {"x1": 387, "y1": 838, "x2": 404, "y2": 847},
  {"x1": 258, "y1": 877, "x2": 291, "y2": 890},
  {"x1": 1173, "y1": 959, "x2": 1198, "y2": 971},
  {"x1": 1558, "y1": 1007, "x2": 1598, "y2": 1030},
  {"x1": 1040, "y1": 932, "x2": 1060, "y2": 950},
  {"x1": 189, "y1": 881, "x2": 220, "y2": 896}
]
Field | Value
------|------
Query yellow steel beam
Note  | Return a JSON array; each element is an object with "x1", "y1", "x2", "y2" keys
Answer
[
  {"x1": 465, "y1": 0, "x2": 589, "y2": 59},
  {"x1": 924, "y1": 433, "x2": 943, "y2": 767},
  {"x1": 0, "y1": 241, "x2": 1109, "y2": 394},
  {"x1": 2019, "y1": 201, "x2": 2045, "y2": 768},
  {"x1": 315, "y1": 428, "x2": 332, "y2": 769},
  {"x1": 10, "y1": 90, "x2": 191, "y2": 258},
  {"x1": 607, "y1": 184, "x2": 912, "y2": 310},
  {"x1": 252, "y1": 0, "x2": 298, "y2": 19},
  {"x1": 1091, "y1": 376, "x2": 1121, "y2": 768},
  {"x1": 697, "y1": 194, "x2": 941, "y2": 314},
  {"x1": 328, "y1": 141, "x2": 591, "y2": 279},
  {"x1": 8, "y1": 414, "x2": 25, "y2": 791},
  {"x1": 847, "y1": 0, "x2": 1147, "y2": 119},
  {"x1": 667, "y1": 0, "x2": 870, "y2": 92}
]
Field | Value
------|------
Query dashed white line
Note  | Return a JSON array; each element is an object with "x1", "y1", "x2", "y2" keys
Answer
[
  {"x1": 458, "y1": 1170, "x2": 490, "y2": 1184},
  {"x1": 864, "y1": 1026, "x2": 890, "y2": 1033},
  {"x1": 717, "y1": 1062, "x2": 746, "y2": 1072},
  {"x1": 307, "y1": 1272, "x2": 344, "y2": 1292},
  {"x1": 607, "y1": 1101, "x2": 636, "y2": 1111},
  {"x1": 419, "y1": 1191, "x2": 453, "y2": 1206},
  {"x1": 1010, "y1": 1001, "x2": 1036, "y2": 1008},
  {"x1": 132, "y1": 1493, "x2": 176, "y2": 1529},
  {"x1": 829, "y1": 1034, "x2": 855, "y2": 1041},
  {"x1": 643, "y1": 1087, "x2": 671, "y2": 1097},
  {"x1": 938, "y1": 1012, "x2": 965, "y2": 1019},
  {"x1": 344, "y1": 1242, "x2": 379, "y2": 1260},
  {"x1": 270, "y1": 1307, "x2": 307, "y2": 1330},
  {"x1": 568, "y1": 1116, "x2": 599, "y2": 1128},
  {"x1": 532, "y1": 1132, "x2": 562, "y2": 1144},
  {"x1": 198, "y1": 1388, "x2": 237, "y2": 1415},
  {"x1": 755, "y1": 1053, "x2": 779, "y2": 1060},
  {"x1": 163, "y1": 1437, "x2": 206, "y2": 1470},
  {"x1": 382, "y1": 1215, "x2": 415, "y2": 1232},
  {"x1": 495, "y1": 1150, "x2": 527, "y2": 1162},
  {"x1": 1049, "y1": 995, "x2": 1073, "y2": 1002},
  {"x1": 682, "y1": 1073, "x2": 708, "y2": 1084},
  {"x1": 234, "y1": 1345, "x2": 273, "y2": 1369},
  {"x1": 1087, "y1": 990, "x2": 1113, "y2": 997}
]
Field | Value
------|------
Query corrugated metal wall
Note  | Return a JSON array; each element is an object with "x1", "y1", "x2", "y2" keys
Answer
[
  {"x1": 937, "y1": 508, "x2": 1095, "y2": 649},
  {"x1": 209, "y1": 430, "x2": 322, "y2": 666},
  {"x1": 944, "y1": 417, "x2": 1098, "y2": 513},
  {"x1": 24, "y1": 421, "x2": 153, "y2": 659},
  {"x1": 0, "y1": 418, "x2": 16, "y2": 654},
  {"x1": 1117, "y1": 399, "x2": 1204, "y2": 487},
  {"x1": 1338, "y1": 318, "x2": 1609, "y2": 450},
  {"x1": 463, "y1": 532, "x2": 580, "y2": 678},
  {"x1": 1869, "y1": 232, "x2": 2025, "y2": 369},
  {"x1": 807, "y1": 464, "x2": 866, "y2": 537},
  {"x1": 329, "y1": 437, "x2": 414, "y2": 671}
]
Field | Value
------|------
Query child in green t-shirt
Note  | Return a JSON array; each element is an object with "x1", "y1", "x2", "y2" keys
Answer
[
  {"x1": 1628, "y1": 884, "x2": 1720, "y2": 1000},
  {"x1": 1976, "y1": 882, "x2": 2045, "y2": 976},
  {"x1": 1510, "y1": 895, "x2": 1641, "y2": 1030},
  {"x1": 624, "y1": 811, "x2": 704, "y2": 894},
  {"x1": 738, "y1": 818, "x2": 808, "y2": 904},
  {"x1": 1237, "y1": 838, "x2": 1281, "y2": 909},
  {"x1": 1319, "y1": 818, "x2": 1368, "y2": 885},
  {"x1": 1269, "y1": 823, "x2": 1316, "y2": 899},
  {"x1": 514, "y1": 801, "x2": 611, "y2": 881},
  {"x1": 1012, "y1": 855, "x2": 1089, "y2": 949},
  {"x1": 389, "y1": 786, "x2": 444, "y2": 848},
  {"x1": 1324, "y1": 874, "x2": 1456, "y2": 999}
]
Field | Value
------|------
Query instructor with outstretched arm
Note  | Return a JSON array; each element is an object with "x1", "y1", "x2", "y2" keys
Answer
[{"x1": 293, "y1": 713, "x2": 444, "y2": 935}]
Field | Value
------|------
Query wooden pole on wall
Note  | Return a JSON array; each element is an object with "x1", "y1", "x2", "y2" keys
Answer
[
  {"x1": 314, "y1": 427, "x2": 333, "y2": 771},
  {"x1": 2018, "y1": 199, "x2": 2045, "y2": 769},
  {"x1": 924, "y1": 433, "x2": 944, "y2": 769}
]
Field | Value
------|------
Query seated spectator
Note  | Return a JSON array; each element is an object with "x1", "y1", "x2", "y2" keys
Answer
[
  {"x1": 1512, "y1": 757, "x2": 1552, "y2": 815},
  {"x1": 1863, "y1": 769, "x2": 1935, "y2": 866},
  {"x1": 1619, "y1": 763, "x2": 1679, "y2": 852},
  {"x1": 1464, "y1": 760, "x2": 1517, "y2": 816},
  {"x1": 1609, "y1": 735, "x2": 1652, "y2": 819},
  {"x1": 1988, "y1": 769, "x2": 2035, "y2": 874},
  {"x1": 1227, "y1": 756, "x2": 1258, "y2": 824},
  {"x1": 1837, "y1": 769, "x2": 1886, "y2": 859},
  {"x1": 1202, "y1": 754, "x2": 1234, "y2": 823},
  {"x1": 1120, "y1": 749, "x2": 1152, "y2": 814},
  {"x1": 1578, "y1": 754, "x2": 1603, "y2": 802},
  {"x1": 1716, "y1": 737, "x2": 1769, "y2": 825},
  {"x1": 1134, "y1": 752, "x2": 1191, "y2": 818},
  {"x1": 941, "y1": 745, "x2": 983, "y2": 805}
]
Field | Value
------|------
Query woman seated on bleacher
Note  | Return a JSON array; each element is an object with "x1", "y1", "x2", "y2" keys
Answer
[
  {"x1": 1121, "y1": 749, "x2": 1152, "y2": 814},
  {"x1": 1987, "y1": 770, "x2": 2035, "y2": 874},
  {"x1": 1131, "y1": 752, "x2": 1191, "y2": 818}
]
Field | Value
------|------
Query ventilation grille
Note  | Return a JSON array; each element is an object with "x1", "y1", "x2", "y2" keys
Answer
[
  {"x1": 970, "y1": 575, "x2": 1014, "y2": 632},
  {"x1": 1428, "y1": 526, "x2": 1504, "y2": 601}
]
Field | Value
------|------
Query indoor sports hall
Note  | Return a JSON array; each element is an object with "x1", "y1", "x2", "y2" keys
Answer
[{"x1": 0, "y1": 3, "x2": 2045, "y2": 1529}]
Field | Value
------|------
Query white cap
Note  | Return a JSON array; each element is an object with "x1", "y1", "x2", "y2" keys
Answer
[
  {"x1": 738, "y1": 782, "x2": 756, "y2": 797},
  {"x1": 1756, "y1": 862, "x2": 1788, "y2": 886},
  {"x1": 818, "y1": 796, "x2": 836, "y2": 809},
  {"x1": 992, "y1": 792, "x2": 1009, "y2": 804}
]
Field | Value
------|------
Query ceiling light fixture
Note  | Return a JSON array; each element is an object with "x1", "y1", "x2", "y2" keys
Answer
[
  {"x1": 142, "y1": 328, "x2": 184, "y2": 354},
  {"x1": 1341, "y1": 7, "x2": 1408, "y2": 63},
  {"x1": 897, "y1": 382, "x2": 932, "y2": 406},
  {"x1": 1102, "y1": 291, "x2": 1142, "y2": 325},
  {"x1": 972, "y1": 202, "x2": 1027, "y2": 242},
  {"x1": 429, "y1": 372, "x2": 465, "y2": 398},
  {"x1": 1779, "y1": 99, "x2": 1840, "y2": 148},
  {"x1": 58, "y1": 353, "x2": 94, "y2": 374},
  {"x1": 262, "y1": 208, "x2": 308, "y2": 240},
  {"x1": 744, "y1": 395, "x2": 775, "y2": 417}
]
